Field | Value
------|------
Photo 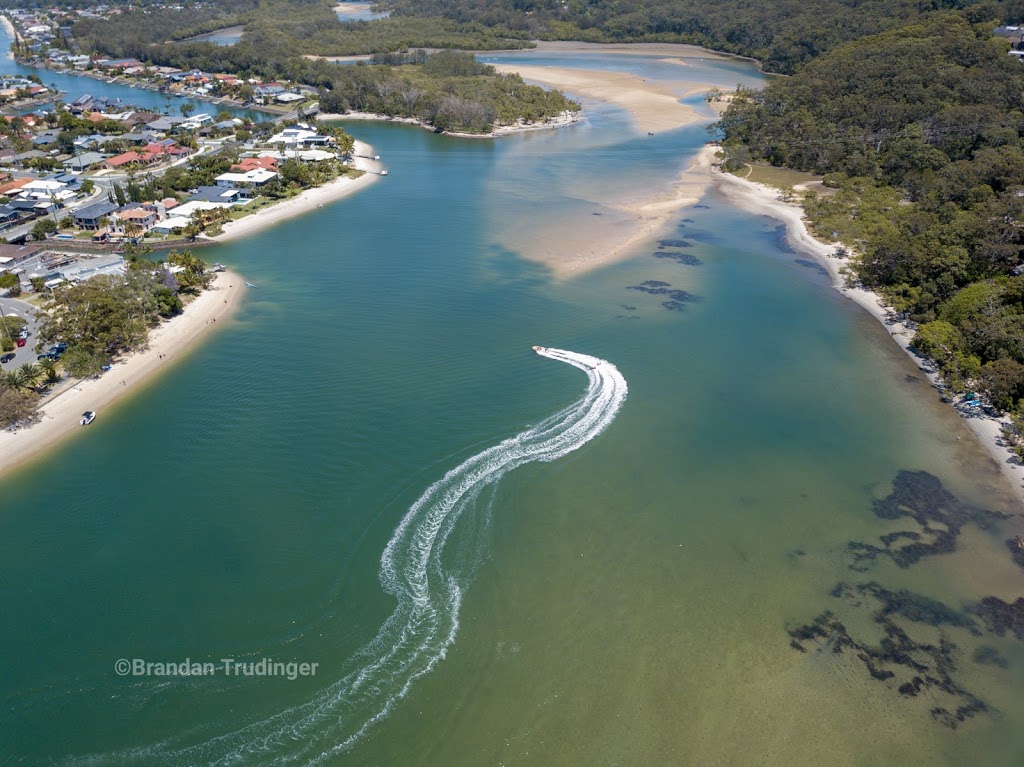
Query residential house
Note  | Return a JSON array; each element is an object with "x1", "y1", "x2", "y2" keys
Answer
[
  {"x1": 214, "y1": 169, "x2": 278, "y2": 188},
  {"x1": 231, "y1": 156, "x2": 278, "y2": 173},
  {"x1": 152, "y1": 215, "x2": 192, "y2": 234},
  {"x1": 0, "y1": 177, "x2": 33, "y2": 196},
  {"x1": 102, "y1": 151, "x2": 144, "y2": 169},
  {"x1": 62, "y1": 151, "x2": 108, "y2": 171},
  {"x1": 110, "y1": 207, "x2": 157, "y2": 234},
  {"x1": 267, "y1": 126, "x2": 333, "y2": 148},
  {"x1": 188, "y1": 185, "x2": 254, "y2": 204},
  {"x1": 71, "y1": 200, "x2": 118, "y2": 229}
]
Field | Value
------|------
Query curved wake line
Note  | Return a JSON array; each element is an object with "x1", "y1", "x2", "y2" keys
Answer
[{"x1": 77, "y1": 348, "x2": 627, "y2": 767}]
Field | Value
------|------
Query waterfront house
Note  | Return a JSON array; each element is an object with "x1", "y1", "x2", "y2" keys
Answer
[
  {"x1": 214, "y1": 169, "x2": 278, "y2": 188},
  {"x1": 230, "y1": 156, "x2": 278, "y2": 173},
  {"x1": 71, "y1": 200, "x2": 118, "y2": 230},
  {"x1": 110, "y1": 207, "x2": 157, "y2": 233},
  {"x1": 267, "y1": 126, "x2": 333, "y2": 148},
  {"x1": 151, "y1": 215, "x2": 192, "y2": 235},
  {"x1": 188, "y1": 185, "x2": 254, "y2": 204}
]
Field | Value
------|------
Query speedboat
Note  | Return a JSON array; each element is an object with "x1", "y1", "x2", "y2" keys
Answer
[
  {"x1": 245, "y1": 282, "x2": 258, "y2": 288},
  {"x1": 532, "y1": 345, "x2": 546, "y2": 352},
  {"x1": 80, "y1": 411, "x2": 96, "y2": 426}
]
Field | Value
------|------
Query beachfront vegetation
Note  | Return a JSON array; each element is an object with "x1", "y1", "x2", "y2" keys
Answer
[
  {"x1": 713, "y1": 11, "x2": 1024, "y2": 424},
  {"x1": 38, "y1": 252, "x2": 211, "y2": 379},
  {"x1": 0, "y1": 386, "x2": 37, "y2": 429}
]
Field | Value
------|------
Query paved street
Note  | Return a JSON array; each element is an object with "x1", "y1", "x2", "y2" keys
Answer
[{"x1": 0, "y1": 296, "x2": 43, "y2": 368}]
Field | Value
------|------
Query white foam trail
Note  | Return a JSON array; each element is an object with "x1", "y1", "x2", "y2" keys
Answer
[{"x1": 78, "y1": 349, "x2": 627, "y2": 767}]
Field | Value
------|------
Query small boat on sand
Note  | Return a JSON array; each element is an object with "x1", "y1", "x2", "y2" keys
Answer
[{"x1": 80, "y1": 411, "x2": 96, "y2": 425}]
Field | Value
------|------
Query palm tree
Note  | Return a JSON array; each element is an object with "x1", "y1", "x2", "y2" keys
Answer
[
  {"x1": 36, "y1": 358, "x2": 59, "y2": 384},
  {"x1": 0, "y1": 371, "x2": 20, "y2": 390},
  {"x1": 14, "y1": 362, "x2": 43, "y2": 391}
]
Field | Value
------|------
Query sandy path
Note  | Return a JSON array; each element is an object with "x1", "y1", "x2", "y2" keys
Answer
[
  {"x1": 493, "y1": 64, "x2": 702, "y2": 134},
  {"x1": 712, "y1": 154, "x2": 1024, "y2": 507},
  {"x1": 0, "y1": 271, "x2": 245, "y2": 475},
  {"x1": 212, "y1": 140, "x2": 382, "y2": 243}
]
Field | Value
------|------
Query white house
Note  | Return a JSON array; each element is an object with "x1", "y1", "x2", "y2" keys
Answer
[
  {"x1": 214, "y1": 169, "x2": 278, "y2": 187},
  {"x1": 152, "y1": 215, "x2": 192, "y2": 234},
  {"x1": 267, "y1": 126, "x2": 333, "y2": 148}
]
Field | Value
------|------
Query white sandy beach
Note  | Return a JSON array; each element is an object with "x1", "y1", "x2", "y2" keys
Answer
[
  {"x1": 0, "y1": 271, "x2": 245, "y2": 475},
  {"x1": 213, "y1": 140, "x2": 382, "y2": 242},
  {"x1": 493, "y1": 64, "x2": 703, "y2": 135},
  {"x1": 711, "y1": 152, "x2": 1024, "y2": 505}
]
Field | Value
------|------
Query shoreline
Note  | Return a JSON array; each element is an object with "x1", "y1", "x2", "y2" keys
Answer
[
  {"x1": 319, "y1": 109, "x2": 581, "y2": 139},
  {"x1": 210, "y1": 140, "x2": 383, "y2": 243},
  {"x1": 709, "y1": 149, "x2": 1024, "y2": 506},
  {"x1": 0, "y1": 270, "x2": 245, "y2": 476}
]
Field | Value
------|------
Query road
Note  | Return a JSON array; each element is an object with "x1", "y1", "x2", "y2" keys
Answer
[{"x1": 0, "y1": 297, "x2": 44, "y2": 369}]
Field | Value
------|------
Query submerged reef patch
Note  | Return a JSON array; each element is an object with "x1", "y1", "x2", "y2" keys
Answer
[
  {"x1": 788, "y1": 583, "x2": 988, "y2": 729},
  {"x1": 847, "y1": 471, "x2": 1004, "y2": 571},
  {"x1": 654, "y1": 250, "x2": 703, "y2": 266},
  {"x1": 627, "y1": 280, "x2": 701, "y2": 312},
  {"x1": 787, "y1": 471, "x2": 1024, "y2": 730}
]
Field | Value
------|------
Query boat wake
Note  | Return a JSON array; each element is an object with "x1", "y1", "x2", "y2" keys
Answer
[{"x1": 82, "y1": 348, "x2": 627, "y2": 767}]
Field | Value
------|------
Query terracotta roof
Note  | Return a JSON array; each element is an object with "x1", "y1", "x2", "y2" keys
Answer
[
  {"x1": 231, "y1": 156, "x2": 278, "y2": 172},
  {"x1": 105, "y1": 151, "x2": 141, "y2": 166},
  {"x1": 0, "y1": 178, "x2": 33, "y2": 195}
]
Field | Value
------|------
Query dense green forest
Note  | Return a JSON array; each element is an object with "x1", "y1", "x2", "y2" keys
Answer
[
  {"x1": 67, "y1": 0, "x2": 533, "y2": 60},
  {"x1": 715, "y1": 12, "x2": 1024, "y2": 427},
  {"x1": 384, "y1": 0, "x2": 1024, "y2": 74}
]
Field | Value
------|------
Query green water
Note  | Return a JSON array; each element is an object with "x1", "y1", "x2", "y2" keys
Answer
[{"x1": 2, "y1": 53, "x2": 1024, "y2": 766}]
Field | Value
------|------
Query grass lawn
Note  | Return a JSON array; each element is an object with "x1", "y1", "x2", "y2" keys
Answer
[{"x1": 731, "y1": 163, "x2": 822, "y2": 190}]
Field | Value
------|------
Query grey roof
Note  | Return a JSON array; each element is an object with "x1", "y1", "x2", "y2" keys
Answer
[
  {"x1": 145, "y1": 117, "x2": 185, "y2": 131},
  {"x1": 62, "y1": 152, "x2": 108, "y2": 170},
  {"x1": 71, "y1": 200, "x2": 118, "y2": 221},
  {"x1": 189, "y1": 185, "x2": 247, "y2": 203}
]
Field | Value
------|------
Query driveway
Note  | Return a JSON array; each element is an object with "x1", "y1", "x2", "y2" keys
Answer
[{"x1": 0, "y1": 296, "x2": 44, "y2": 369}]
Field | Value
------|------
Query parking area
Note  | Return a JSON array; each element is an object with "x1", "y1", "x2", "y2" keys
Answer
[{"x1": 0, "y1": 297, "x2": 44, "y2": 368}]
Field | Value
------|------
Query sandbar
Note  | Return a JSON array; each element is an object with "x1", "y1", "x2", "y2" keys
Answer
[{"x1": 493, "y1": 63, "x2": 702, "y2": 134}]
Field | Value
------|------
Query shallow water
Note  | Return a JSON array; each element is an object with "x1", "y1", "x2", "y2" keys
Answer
[{"x1": 1, "y1": 38, "x2": 1023, "y2": 767}]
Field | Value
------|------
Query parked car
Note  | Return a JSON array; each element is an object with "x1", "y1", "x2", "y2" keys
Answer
[
  {"x1": 16, "y1": 337, "x2": 26, "y2": 347},
  {"x1": 37, "y1": 352, "x2": 58, "y2": 361},
  {"x1": 0, "y1": 353, "x2": 15, "y2": 364},
  {"x1": 52, "y1": 342, "x2": 68, "y2": 352}
]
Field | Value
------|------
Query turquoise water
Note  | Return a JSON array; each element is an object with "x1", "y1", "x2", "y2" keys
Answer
[{"x1": 2, "y1": 43, "x2": 1024, "y2": 767}]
